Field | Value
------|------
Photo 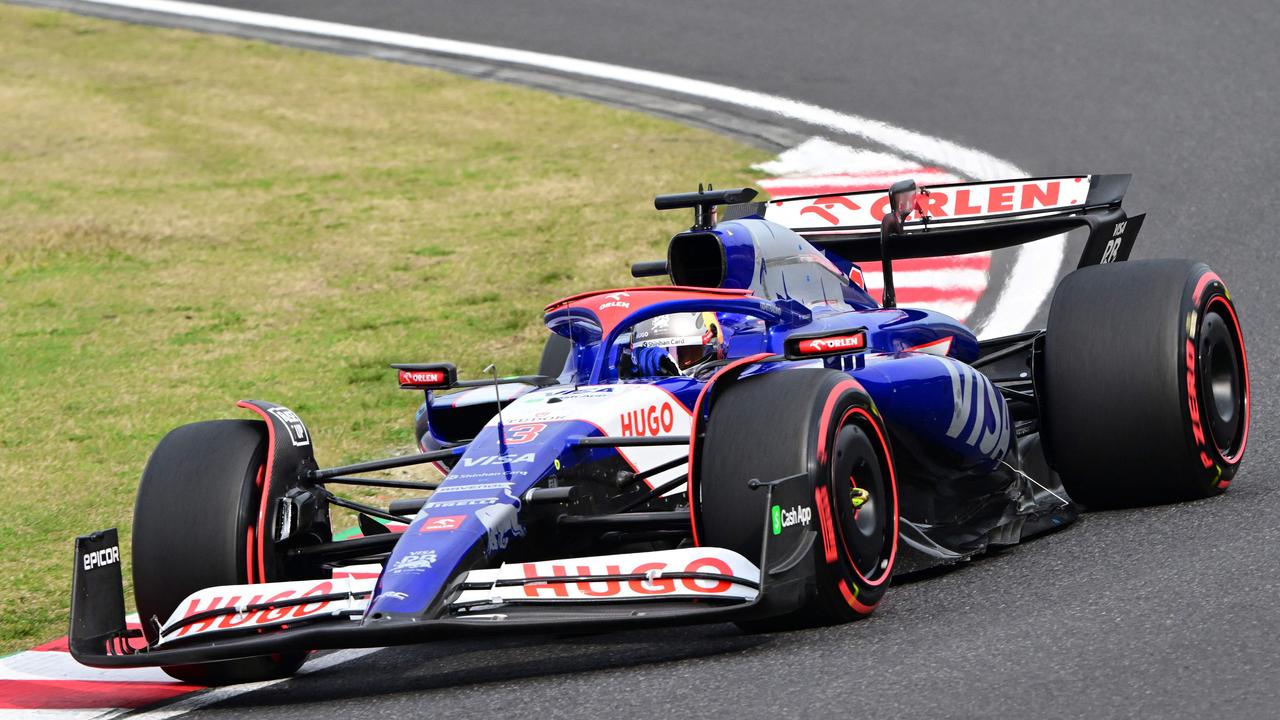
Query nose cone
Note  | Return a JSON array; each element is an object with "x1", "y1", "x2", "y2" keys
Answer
[{"x1": 363, "y1": 418, "x2": 588, "y2": 619}]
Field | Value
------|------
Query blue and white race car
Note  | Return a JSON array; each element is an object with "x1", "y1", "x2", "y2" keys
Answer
[{"x1": 70, "y1": 176, "x2": 1250, "y2": 685}]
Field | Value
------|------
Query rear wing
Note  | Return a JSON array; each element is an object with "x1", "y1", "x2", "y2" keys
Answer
[{"x1": 765, "y1": 174, "x2": 1144, "y2": 269}]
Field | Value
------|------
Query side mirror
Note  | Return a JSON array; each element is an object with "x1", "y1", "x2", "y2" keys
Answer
[
  {"x1": 878, "y1": 179, "x2": 920, "y2": 310},
  {"x1": 887, "y1": 179, "x2": 918, "y2": 221}
]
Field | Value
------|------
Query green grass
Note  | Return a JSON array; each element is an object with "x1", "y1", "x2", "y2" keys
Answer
[{"x1": 0, "y1": 5, "x2": 768, "y2": 653}]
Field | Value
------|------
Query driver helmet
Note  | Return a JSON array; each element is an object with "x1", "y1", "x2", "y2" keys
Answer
[{"x1": 630, "y1": 312, "x2": 726, "y2": 375}]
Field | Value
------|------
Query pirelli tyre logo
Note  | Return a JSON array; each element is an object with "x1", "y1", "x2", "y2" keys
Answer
[
  {"x1": 267, "y1": 406, "x2": 311, "y2": 447},
  {"x1": 82, "y1": 545, "x2": 120, "y2": 571}
]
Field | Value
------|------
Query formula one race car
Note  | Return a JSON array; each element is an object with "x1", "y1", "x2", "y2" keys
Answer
[{"x1": 70, "y1": 175, "x2": 1250, "y2": 684}]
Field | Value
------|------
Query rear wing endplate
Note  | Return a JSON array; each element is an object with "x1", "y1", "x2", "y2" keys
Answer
[{"x1": 766, "y1": 174, "x2": 1143, "y2": 269}]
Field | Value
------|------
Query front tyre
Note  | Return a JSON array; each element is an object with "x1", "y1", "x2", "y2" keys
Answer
[
  {"x1": 1044, "y1": 259, "x2": 1250, "y2": 508},
  {"x1": 696, "y1": 369, "x2": 898, "y2": 629},
  {"x1": 133, "y1": 420, "x2": 308, "y2": 685}
]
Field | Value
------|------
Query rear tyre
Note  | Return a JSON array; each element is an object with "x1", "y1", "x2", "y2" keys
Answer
[
  {"x1": 133, "y1": 420, "x2": 308, "y2": 685},
  {"x1": 1044, "y1": 259, "x2": 1249, "y2": 509},
  {"x1": 696, "y1": 369, "x2": 898, "y2": 629}
]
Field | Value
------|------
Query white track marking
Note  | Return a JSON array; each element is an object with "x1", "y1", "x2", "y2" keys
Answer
[
  {"x1": 0, "y1": 651, "x2": 175, "y2": 683},
  {"x1": 101, "y1": 679, "x2": 285, "y2": 720},
  {"x1": 752, "y1": 137, "x2": 917, "y2": 176},
  {"x1": 122, "y1": 648, "x2": 384, "y2": 719},
  {"x1": 980, "y1": 233, "x2": 1065, "y2": 335},
  {"x1": 70, "y1": 0, "x2": 1065, "y2": 337},
  {"x1": 758, "y1": 169, "x2": 961, "y2": 189}
]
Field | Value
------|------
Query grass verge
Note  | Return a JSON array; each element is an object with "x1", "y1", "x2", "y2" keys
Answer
[{"x1": 0, "y1": 4, "x2": 767, "y2": 653}]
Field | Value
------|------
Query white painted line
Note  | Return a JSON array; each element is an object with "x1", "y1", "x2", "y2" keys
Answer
[
  {"x1": 0, "y1": 650, "x2": 176, "y2": 683},
  {"x1": 67, "y1": 0, "x2": 1065, "y2": 338},
  {"x1": 0, "y1": 710, "x2": 110, "y2": 720},
  {"x1": 100, "y1": 679, "x2": 284, "y2": 720},
  {"x1": 758, "y1": 170, "x2": 961, "y2": 189},
  {"x1": 127, "y1": 648, "x2": 384, "y2": 719},
  {"x1": 752, "y1": 137, "x2": 917, "y2": 176},
  {"x1": 981, "y1": 232, "x2": 1065, "y2": 335}
]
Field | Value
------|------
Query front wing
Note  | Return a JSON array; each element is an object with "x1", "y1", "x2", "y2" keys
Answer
[{"x1": 69, "y1": 482, "x2": 809, "y2": 668}]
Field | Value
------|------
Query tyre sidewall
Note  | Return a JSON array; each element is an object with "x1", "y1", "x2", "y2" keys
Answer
[
  {"x1": 805, "y1": 383, "x2": 897, "y2": 621},
  {"x1": 696, "y1": 369, "x2": 897, "y2": 625},
  {"x1": 1044, "y1": 260, "x2": 1248, "y2": 507},
  {"x1": 131, "y1": 419, "x2": 307, "y2": 684},
  {"x1": 1179, "y1": 268, "x2": 1249, "y2": 492}
]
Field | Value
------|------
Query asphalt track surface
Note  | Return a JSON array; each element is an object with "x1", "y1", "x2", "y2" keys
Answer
[{"x1": 54, "y1": 2, "x2": 1280, "y2": 718}]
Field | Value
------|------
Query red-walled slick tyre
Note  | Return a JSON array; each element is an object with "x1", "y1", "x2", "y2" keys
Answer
[
  {"x1": 133, "y1": 420, "x2": 307, "y2": 685},
  {"x1": 696, "y1": 369, "x2": 898, "y2": 629},
  {"x1": 1044, "y1": 259, "x2": 1249, "y2": 509}
]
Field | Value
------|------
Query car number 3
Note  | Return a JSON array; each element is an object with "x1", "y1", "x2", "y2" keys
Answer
[{"x1": 505, "y1": 423, "x2": 547, "y2": 444}]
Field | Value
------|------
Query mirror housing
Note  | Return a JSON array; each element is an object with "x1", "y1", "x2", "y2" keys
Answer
[
  {"x1": 888, "y1": 179, "x2": 918, "y2": 221},
  {"x1": 877, "y1": 180, "x2": 921, "y2": 309}
]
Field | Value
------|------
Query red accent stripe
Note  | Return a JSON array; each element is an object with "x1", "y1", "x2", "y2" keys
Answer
[
  {"x1": 1192, "y1": 270, "x2": 1221, "y2": 304},
  {"x1": 815, "y1": 486, "x2": 839, "y2": 564},
  {"x1": 245, "y1": 463, "x2": 265, "y2": 585},
  {"x1": 0, "y1": 679, "x2": 197, "y2": 710},
  {"x1": 332, "y1": 571, "x2": 381, "y2": 580},
  {"x1": 245, "y1": 524, "x2": 257, "y2": 586},
  {"x1": 687, "y1": 352, "x2": 775, "y2": 547},
  {"x1": 881, "y1": 287, "x2": 983, "y2": 304},
  {"x1": 815, "y1": 380, "x2": 861, "y2": 466},
  {"x1": 29, "y1": 637, "x2": 69, "y2": 653},
  {"x1": 236, "y1": 401, "x2": 275, "y2": 584},
  {"x1": 905, "y1": 336, "x2": 953, "y2": 355}
]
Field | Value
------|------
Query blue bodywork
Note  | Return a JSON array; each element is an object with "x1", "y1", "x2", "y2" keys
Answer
[{"x1": 371, "y1": 216, "x2": 1059, "y2": 621}]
